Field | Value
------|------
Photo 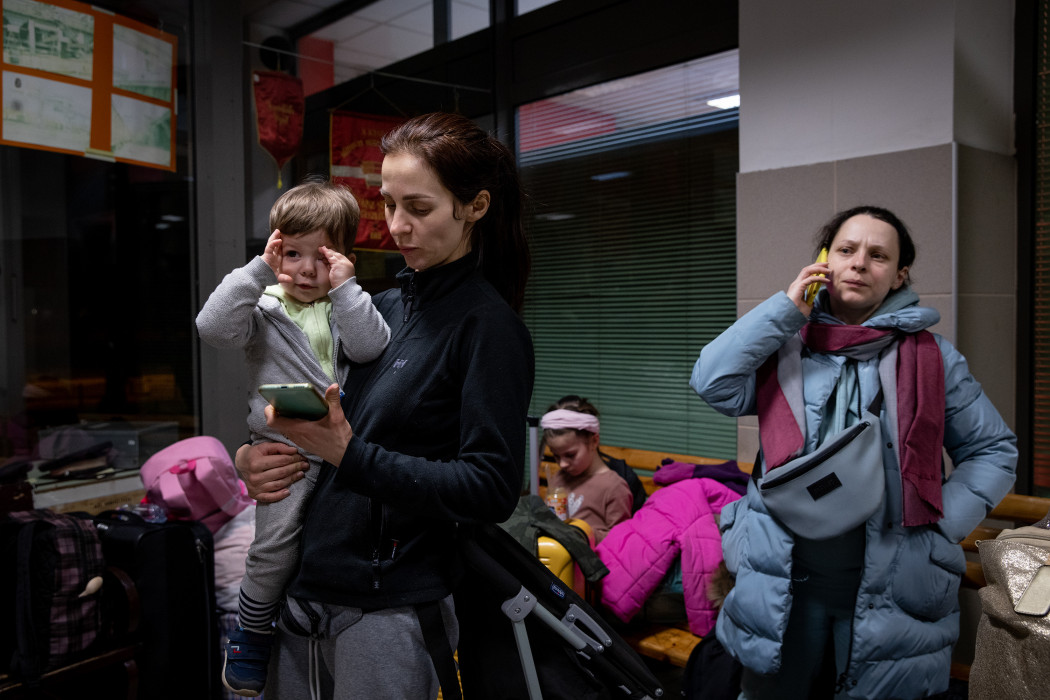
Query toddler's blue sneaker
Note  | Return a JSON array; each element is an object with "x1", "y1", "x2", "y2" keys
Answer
[{"x1": 222, "y1": 626, "x2": 273, "y2": 697}]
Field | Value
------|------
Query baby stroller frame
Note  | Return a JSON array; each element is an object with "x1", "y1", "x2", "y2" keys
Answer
[{"x1": 458, "y1": 523, "x2": 663, "y2": 699}]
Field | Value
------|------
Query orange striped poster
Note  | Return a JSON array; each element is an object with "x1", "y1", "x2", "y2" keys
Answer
[{"x1": 329, "y1": 110, "x2": 403, "y2": 252}]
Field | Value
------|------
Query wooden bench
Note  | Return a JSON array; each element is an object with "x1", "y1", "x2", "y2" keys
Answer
[
  {"x1": 543, "y1": 445, "x2": 1050, "y2": 678},
  {"x1": 540, "y1": 445, "x2": 751, "y2": 668},
  {"x1": 952, "y1": 492, "x2": 1049, "y2": 680}
]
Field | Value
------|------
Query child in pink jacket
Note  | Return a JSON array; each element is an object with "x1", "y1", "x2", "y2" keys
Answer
[{"x1": 597, "y1": 473, "x2": 742, "y2": 636}]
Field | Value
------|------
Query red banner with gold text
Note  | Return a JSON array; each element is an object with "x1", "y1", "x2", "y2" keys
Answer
[{"x1": 330, "y1": 111, "x2": 404, "y2": 252}]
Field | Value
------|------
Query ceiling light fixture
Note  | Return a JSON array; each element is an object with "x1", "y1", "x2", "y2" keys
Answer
[{"x1": 707, "y1": 94, "x2": 740, "y2": 109}]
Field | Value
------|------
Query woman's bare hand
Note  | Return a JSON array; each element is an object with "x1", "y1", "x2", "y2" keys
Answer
[
  {"x1": 235, "y1": 441, "x2": 307, "y2": 503},
  {"x1": 266, "y1": 383, "x2": 353, "y2": 467},
  {"x1": 787, "y1": 261, "x2": 830, "y2": 317}
]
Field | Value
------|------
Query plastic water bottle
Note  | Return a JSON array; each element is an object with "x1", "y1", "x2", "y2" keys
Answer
[
  {"x1": 119, "y1": 502, "x2": 167, "y2": 523},
  {"x1": 547, "y1": 487, "x2": 568, "y2": 521}
]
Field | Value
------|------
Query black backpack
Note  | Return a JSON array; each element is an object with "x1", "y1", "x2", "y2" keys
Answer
[
  {"x1": 599, "y1": 452, "x2": 649, "y2": 513},
  {"x1": 0, "y1": 509, "x2": 106, "y2": 684},
  {"x1": 683, "y1": 631, "x2": 743, "y2": 700}
]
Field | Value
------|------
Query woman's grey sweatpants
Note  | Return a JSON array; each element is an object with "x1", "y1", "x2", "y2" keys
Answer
[{"x1": 267, "y1": 595, "x2": 459, "y2": 700}]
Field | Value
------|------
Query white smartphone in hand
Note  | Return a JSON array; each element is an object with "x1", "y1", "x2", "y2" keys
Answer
[{"x1": 258, "y1": 383, "x2": 328, "y2": 421}]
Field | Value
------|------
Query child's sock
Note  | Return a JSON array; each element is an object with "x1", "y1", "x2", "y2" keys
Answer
[{"x1": 237, "y1": 589, "x2": 280, "y2": 634}]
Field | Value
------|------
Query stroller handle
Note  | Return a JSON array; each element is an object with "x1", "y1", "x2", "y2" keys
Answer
[{"x1": 460, "y1": 536, "x2": 526, "y2": 600}]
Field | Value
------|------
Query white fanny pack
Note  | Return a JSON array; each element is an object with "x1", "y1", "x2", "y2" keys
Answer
[{"x1": 758, "y1": 391, "x2": 886, "y2": 540}]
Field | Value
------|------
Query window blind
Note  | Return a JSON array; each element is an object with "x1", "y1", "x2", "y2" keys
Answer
[
  {"x1": 517, "y1": 52, "x2": 740, "y2": 460},
  {"x1": 1033, "y1": 0, "x2": 1050, "y2": 493}
]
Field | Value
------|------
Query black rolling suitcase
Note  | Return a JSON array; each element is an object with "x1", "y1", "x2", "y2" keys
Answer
[{"x1": 91, "y1": 509, "x2": 220, "y2": 700}]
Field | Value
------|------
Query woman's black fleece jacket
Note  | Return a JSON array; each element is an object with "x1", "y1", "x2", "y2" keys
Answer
[{"x1": 287, "y1": 253, "x2": 535, "y2": 610}]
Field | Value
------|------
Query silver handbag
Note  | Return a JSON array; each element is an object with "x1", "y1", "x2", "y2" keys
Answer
[
  {"x1": 970, "y1": 524, "x2": 1050, "y2": 699},
  {"x1": 758, "y1": 394, "x2": 885, "y2": 540}
]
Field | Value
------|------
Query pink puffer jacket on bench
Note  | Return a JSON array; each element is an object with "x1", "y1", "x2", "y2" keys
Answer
[{"x1": 596, "y1": 477, "x2": 742, "y2": 636}]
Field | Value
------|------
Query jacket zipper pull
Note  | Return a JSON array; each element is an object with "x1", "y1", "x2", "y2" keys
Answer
[
  {"x1": 372, "y1": 546, "x2": 381, "y2": 590},
  {"x1": 403, "y1": 276, "x2": 416, "y2": 322}
]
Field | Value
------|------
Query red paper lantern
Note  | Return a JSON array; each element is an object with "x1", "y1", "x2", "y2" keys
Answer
[{"x1": 253, "y1": 71, "x2": 304, "y2": 188}]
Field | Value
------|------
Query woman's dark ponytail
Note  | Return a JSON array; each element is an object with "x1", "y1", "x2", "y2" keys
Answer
[{"x1": 382, "y1": 113, "x2": 530, "y2": 311}]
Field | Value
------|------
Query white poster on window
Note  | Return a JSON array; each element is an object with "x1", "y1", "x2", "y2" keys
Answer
[
  {"x1": 2, "y1": 0, "x2": 94, "y2": 81},
  {"x1": 2, "y1": 70, "x2": 91, "y2": 151},
  {"x1": 112, "y1": 23, "x2": 172, "y2": 102},
  {"x1": 0, "y1": 0, "x2": 177, "y2": 170},
  {"x1": 111, "y1": 93, "x2": 171, "y2": 166}
]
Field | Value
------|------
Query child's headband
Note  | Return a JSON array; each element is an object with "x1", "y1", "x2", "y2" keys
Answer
[{"x1": 540, "y1": 409, "x2": 600, "y2": 434}]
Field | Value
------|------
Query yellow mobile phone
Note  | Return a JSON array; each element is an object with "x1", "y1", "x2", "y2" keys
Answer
[
  {"x1": 804, "y1": 247, "x2": 828, "y2": 305},
  {"x1": 258, "y1": 383, "x2": 328, "y2": 420}
]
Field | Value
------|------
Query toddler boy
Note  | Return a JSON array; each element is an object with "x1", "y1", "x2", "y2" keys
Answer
[{"x1": 196, "y1": 179, "x2": 390, "y2": 697}]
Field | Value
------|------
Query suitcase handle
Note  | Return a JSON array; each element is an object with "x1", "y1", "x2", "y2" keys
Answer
[{"x1": 95, "y1": 509, "x2": 147, "y2": 525}]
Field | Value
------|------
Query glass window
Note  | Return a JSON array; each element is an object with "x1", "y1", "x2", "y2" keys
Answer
[
  {"x1": 518, "y1": 50, "x2": 740, "y2": 457},
  {"x1": 0, "y1": 2, "x2": 195, "y2": 486},
  {"x1": 517, "y1": 0, "x2": 559, "y2": 15},
  {"x1": 304, "y1": 0, "x2": 498, "y2": 82},
  {"x1": 308, "y1": 0, "x2": 437, "y2": 84},
  {"x1": 452, "y1": 0, "x2": 489, "y2": 40}
]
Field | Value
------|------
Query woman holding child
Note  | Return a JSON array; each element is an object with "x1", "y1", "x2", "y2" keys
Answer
[
  {"x1": 235, "y1": 112, "x2": 533, "y2": 699},
  {"x1": 691, "y1": 206, "x2": 1017, "y2": 699}
]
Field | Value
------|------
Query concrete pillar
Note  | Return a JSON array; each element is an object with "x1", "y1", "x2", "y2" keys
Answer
[
  {"x1": 194, "y1": 2, "x2": 250, "y2": 457},
  {"x1": 735, "y1": 0, "x2": 1016, "y2": 463}
]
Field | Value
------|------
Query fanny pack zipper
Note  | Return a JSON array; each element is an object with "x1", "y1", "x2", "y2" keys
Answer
[{"x1": 760, "y1": 419, "x2": 872, "y2": 489}]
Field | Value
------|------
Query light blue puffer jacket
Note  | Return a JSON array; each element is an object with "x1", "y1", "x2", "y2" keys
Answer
[{"x1": 689, "y1": 290, "x2": 1017, "y2": 700}]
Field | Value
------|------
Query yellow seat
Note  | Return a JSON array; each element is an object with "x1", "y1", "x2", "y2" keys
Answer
[{"x1": 537, "y1": 518, "x2": 595, "y2": 595}]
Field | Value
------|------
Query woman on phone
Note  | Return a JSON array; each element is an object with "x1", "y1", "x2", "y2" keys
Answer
[
  {"x1": 690, "y1": 206, "x2": 1016, "y2": 699},
  {"x1": 234, "y1": 112, "x2": 533, "y2": 700}
]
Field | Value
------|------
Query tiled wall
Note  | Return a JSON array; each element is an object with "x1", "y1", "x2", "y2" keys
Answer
[
  {"x1": 956, "y1": 144, "x2": 1017, "y2": 427},
  {"x1": 732, "y1": 142, "x2": 1016, "y2": 462}
]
